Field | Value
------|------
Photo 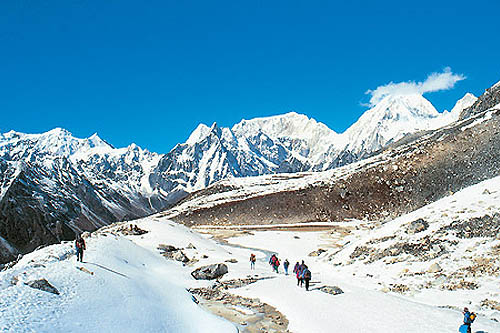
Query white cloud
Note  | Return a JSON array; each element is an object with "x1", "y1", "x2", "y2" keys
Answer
[{"x1": 366, "y1": 67, "x2": 466, "y2": 106}]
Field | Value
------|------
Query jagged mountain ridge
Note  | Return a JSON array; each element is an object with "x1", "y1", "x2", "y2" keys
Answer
[
  {"x1": 0, "y1": 92, "x2": 477, "y2": 263},
  {"x1": 166, "y1": 86, "x2": 500, "y2": 228},
  {"x1": 161, "y1": 93, "x2": 476, "y2": 190}
]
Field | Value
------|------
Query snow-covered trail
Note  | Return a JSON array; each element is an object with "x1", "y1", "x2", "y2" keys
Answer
[{"x1": 226, "y1": 230, "x2": 500, "y2": 333}]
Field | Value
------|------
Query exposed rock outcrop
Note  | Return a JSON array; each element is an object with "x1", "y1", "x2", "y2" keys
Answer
[
  {"x1": 25, "y1": 279, "x2": 60, "y2": 295},
  {"x1": 191, "y1": 263, "x2": 228, "y2": 280}
]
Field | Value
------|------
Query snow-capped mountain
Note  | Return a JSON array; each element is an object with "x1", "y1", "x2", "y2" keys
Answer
[
  {"x1": 168, "y1": 92, "x2": 500, "y2": 230},
  {"x1": 0, "y1": 90, "x2": 479, "y2": 263},
  {"x1": 341, "y1": 93, "x2": 477, "y2": 158}
]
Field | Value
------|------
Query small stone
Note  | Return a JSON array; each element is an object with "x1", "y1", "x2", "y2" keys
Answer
[
  {"x1": 157, "y1": 244, "x2": 178, "y2": 253},
  {"x1": 308, "y1": 249, "x2": 327, "y2": 257},
  {"x1": 427, "y1": 263, "x2": 442, "y2": 273},
  {"x1": 319, "y1": 285, "x2": 344, "y2": 295},
  {"x1": 173, "y1": 250, "x2": 190, "y2": 263}
]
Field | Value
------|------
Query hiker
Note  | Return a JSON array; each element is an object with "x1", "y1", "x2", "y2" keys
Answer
[
  {"x1": 297, "y1": 260, "x2": 306, "y2": 287},
  {"x1": 269, "y1": 254, "x2": 276, "y2": 267},
  {"x1": 293, "y1": 262, "x2": 301, "y2": 285},
  {"x1": 302, "y1": 265, "x2": 312, "y2": 291},
  {"x1": 273, "y1": 257, "x2": 280, "y2": 273},
  {"x1": 250, "y1": 253, "x2": 256, "y2": 270},
  {"x1": 459, "y1": 307, "x2": 476, "y2": 333},
  {"x1": 75, "y1": 235, "x2": 86, "y2": 262},
  {"x1": 284, "y1": 259, "x2": 290, "y2": 275},
  {"x1": 269, "y1": 254, "x2": 278, "y2": 272}
]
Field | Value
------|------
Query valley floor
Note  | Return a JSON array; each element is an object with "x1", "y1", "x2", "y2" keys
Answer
[{"x1": 1, "y1": 214, "x2": 499, "y2": 332}]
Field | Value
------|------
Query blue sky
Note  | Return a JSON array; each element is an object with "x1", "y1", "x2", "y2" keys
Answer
[{"x1": 1, "y1": 0, "x2": 499, "y2": 153}]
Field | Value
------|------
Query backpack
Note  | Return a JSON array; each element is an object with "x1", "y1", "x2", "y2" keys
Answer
[
  {"x1": 469, "y1": 312, "x2": 476, "y2": 323},
  {"x1": 304, "y1": 269, "x2": 311, "y2": 279}
]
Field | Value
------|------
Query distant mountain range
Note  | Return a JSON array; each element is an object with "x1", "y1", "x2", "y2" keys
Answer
[{"x1": 0, "y1": 90, "x2": 479, "y2": 263}]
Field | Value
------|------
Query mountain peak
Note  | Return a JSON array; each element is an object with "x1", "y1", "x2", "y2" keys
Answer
[
  {"x1": 343, "y1": 94, "x2": 440, "y2": 155},
  {"x1": 44, "y1": 127, "x2": 73, "y2": 137},
  {"x1": 232, "y1": 112, "x2": 338, "y2": 140},
  {"x1": 186, "y1": 124, "x2": 211, "y2": 145},
  {"x1": 449, "y1": 93, "x2": 477, "y2": 115}
]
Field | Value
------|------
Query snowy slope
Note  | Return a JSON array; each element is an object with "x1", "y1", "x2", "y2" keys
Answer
[
  {"x1": 325, "y1": 173, "x2": 500, "y2": 312},
  {"x1": 0, "y1": 221, "x2": 236, "y2": 332},
  {"x1": 3, "y1": 193, "x2": 500, "y2": 332}
]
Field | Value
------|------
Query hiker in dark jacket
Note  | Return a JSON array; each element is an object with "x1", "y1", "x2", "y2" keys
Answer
[
  {"x1": 302, "y1": 266, "x2": 312, "y2": 291},
  {"x1": 284, "y1": 259, "x2": 290, "y2": 275},
  {"x1": 250, "y1": 253, "x2": 256, "y2": 270},
  {"x1": 75, "y1": 236, "x2": 86, "y2": 262}
]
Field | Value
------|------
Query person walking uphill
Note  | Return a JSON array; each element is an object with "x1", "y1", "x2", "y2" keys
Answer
[
  {"x1": 250, "y1": 253, "x2": 256, "y2": 270},
  {"x1": 459, "y1": 307, "x2": 476, "y2": 333},
  {"x1": 75, "y1": 236, "x2": 86, "y2": 262}
]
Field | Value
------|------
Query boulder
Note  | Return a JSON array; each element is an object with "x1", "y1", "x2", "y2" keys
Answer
[
  {"x1": 157, "y1": 244, "x2": 178, "y2": 253},
  {"x1": 191, "y1": 263, "x2": 228, "y2": 280},
  {"x1": 427, "y1": 262, "x2": 443, "y2": 273},
  {"x1": 225, "y1": 258, "x2": 238, "y2": 263},
  {"x1": 319, "y1": 286, "x2": 344, "y2": 295},
  {"x1": 25, "y1": 279, "x2": 60, "y2": 295},
  {"x1": 407, "y1": 219, "x2": 429, "y2": 234},
  {"x1": 186, "y1": 243, "x2": 197, "y2": 249}
]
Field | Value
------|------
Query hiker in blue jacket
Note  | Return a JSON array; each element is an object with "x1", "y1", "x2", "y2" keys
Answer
[
  {"x1": 302, "y1": 265, "x2": 312, "y2": 291},
  {"x1": 459, "y1": 307, "x2": 475, "y2": 333}
]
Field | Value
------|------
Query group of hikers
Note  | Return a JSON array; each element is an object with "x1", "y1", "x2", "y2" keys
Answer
[
  {"x1": 252, "y1": 253, "x2": 475, "y2": 330},
  {"x1": 250, "y1": 253, "x2": 312, "y2": 291},
  {"x1": 293, "y1": 260, "x2": 312, "y2": 291}
]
